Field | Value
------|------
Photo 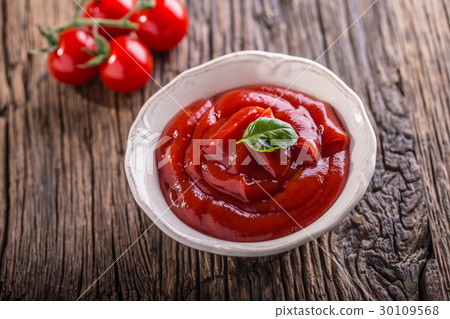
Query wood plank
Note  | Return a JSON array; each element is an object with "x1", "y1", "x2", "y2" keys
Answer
[
  {"x1": 1, "y1": 0, "x2": 94, "y2": 300},
  {"x1": 398, "y1": 0, "x2": 450, "y2": 299},
  {"x1": 0, "y1": 118, "x2": 7, "y2": 268},
  {"x1": 1, "y1": 0, "x2": 45, "y2": 299},
  {"x1": 0, "y1": 1, "x2": 11, "y2": 114}
]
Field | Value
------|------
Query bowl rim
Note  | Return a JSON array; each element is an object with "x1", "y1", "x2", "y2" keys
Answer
[{"x1": 124, "y1": 50, "x2": 377, "y2": 257}]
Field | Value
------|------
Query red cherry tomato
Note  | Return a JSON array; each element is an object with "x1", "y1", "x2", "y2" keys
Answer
[
  {"x1": 131, "y1": 0, "x2": 188, "y2": 51},
  {"x1": 99, "y1": 36, "x2": 153, "y2": 93},
  {"x1": 47, "y1": 28, "x2": 98, "y2": 86},
  {"x1": 84, "y1": 0, "x2": 136, "y2": 38}
]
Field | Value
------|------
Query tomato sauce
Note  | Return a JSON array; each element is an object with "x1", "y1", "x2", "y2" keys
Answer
[{"x1": 156, "y1": 85, "x2": 350, "y2": 242}]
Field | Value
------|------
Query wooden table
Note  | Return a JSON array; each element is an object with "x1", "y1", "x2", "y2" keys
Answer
[{"x1": 0, "y1": 0, "x2": 449, "y2": 300}]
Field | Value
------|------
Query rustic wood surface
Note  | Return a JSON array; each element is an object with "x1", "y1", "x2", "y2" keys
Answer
[{"x1": 0, "y1": 0, "x2": 449, "y2": 300}]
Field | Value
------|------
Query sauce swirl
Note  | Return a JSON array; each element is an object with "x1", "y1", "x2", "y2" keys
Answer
[{"x1": 156, "y1": 85, "x2": 350, "y2": 242}]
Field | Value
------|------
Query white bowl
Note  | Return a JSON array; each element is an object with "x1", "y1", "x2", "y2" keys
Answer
[{"x1": 124, "y1": 50, "x2": 376, "y2": 257}]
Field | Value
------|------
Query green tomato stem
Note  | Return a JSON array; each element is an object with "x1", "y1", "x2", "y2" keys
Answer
[
  {"x1": 52, "y1": 0, "x2": 155, "y2": 34},
  {"x1": 55, "y1": 17, "x2": 138, "y2": 32}
]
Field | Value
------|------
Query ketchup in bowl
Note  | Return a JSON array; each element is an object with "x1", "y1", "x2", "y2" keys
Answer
[{"x1": 156, "y1": 85, "x2": 350, "y2": 242}]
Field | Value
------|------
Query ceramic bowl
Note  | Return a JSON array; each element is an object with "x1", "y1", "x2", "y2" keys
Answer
[{"x1": 124, "y1": 50, "x2": 377, "y2": 257}]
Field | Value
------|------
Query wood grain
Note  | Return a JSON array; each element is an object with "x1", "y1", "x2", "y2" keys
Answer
[
  {"x1": 0, "y1": 0, "x2": 448, "y2": 300},
  {"x1": 0, "y1": 118, "x2": 7, "y2": 273}
]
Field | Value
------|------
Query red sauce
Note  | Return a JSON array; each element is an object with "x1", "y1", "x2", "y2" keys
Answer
[{"x1": 156, "y1": 85, "x2": 350, "y2": 242}]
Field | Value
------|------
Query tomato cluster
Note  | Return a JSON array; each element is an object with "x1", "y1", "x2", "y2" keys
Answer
[{"x1": 43, "y1": 0, "x2": 188, "y2": 93}]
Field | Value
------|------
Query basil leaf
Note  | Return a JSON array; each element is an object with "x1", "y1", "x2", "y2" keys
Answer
[{"x1": 237, "y1": 117, "x2": 299, "y2": 152}]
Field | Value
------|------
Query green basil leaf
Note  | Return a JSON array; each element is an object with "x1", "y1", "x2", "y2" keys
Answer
[{"x1": 237, "y1": 117, "x2": 299, "y2": 152}]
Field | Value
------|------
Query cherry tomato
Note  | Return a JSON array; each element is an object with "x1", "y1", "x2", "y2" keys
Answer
[
  {"x1": 131, "y1": 0, "x2": 188, "y2": 51},
  {"x1": 84, "y1": 0, "x2": 136, "y2": 38},
  {"x1": 99, "y1": 36, "x2": 153, "y2": 93},
  {"x1": 47, "y1": 28, "x2": 98, "y2": 86}
]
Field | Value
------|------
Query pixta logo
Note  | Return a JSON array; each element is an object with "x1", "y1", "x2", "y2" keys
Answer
[
  {"x1": 128, "y1": 130, "x2": 320, "y2": 176},
  {"x1": 126, "y1": 128, "x2": 172, "y2": 176}
]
